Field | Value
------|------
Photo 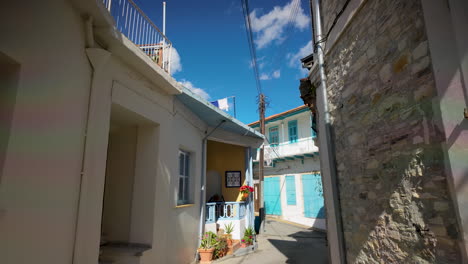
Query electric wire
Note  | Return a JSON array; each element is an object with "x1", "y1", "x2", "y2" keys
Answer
[{"x1": 241, "y1": 0, "x2": 263, "y2": 95}]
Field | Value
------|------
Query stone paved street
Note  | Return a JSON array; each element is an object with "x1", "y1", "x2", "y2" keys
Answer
[{"x1": 216, "y1": 219, "x2": 328, "y2": 264}]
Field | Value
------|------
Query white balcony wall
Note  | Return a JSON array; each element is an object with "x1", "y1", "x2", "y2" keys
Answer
[
  {"x1": 252, "y1": 109, "x2": 318, "y2": 162},
  {"x1": 253, "y1": 110, "x2": 315, "y2": 144},
  {"x1": 262, "y1": 137, "x2": 318, "y2": 161}
]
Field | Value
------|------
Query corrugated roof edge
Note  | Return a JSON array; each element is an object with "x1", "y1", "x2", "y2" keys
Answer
[{"x1": 178, "y1": 87, "x2": 264, "y2": 139}]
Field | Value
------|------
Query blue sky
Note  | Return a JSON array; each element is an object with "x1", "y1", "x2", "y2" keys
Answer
[{"x1": 134, "y1": 0, "x2": 313, "y2": 124}]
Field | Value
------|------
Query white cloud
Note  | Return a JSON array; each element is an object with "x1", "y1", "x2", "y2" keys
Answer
[
  {"x1": 250, "y1": 0, "x2": 309, "y2": 49},
  {"x1": 259, "y1": 69, "x2": 281, "y2": 81},
  {"x1": 178, "y1": 79, "x2": 210, "y2": 101},
  {"x1": 287, "y1": 40, "x2": 312, "y2": 69},
  {"x1": 170, "y1": 47, "x2": 182, "y2": 74},
  {"x1": 272, "y1": 70, "x2": 281, "y2": 78},
  {"x1": 248, "y1": 56, "x2": 266, "y2": 69},
  {"x1": 259, "y1": 73, "x2": 270, "y2": 80}
]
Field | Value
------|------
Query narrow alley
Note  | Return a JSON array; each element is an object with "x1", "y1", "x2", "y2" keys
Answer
[{"x1": 216, "y1": 218, "x2": 328, "y2": 264}]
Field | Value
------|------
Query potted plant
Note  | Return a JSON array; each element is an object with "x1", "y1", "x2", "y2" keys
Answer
[
  {"x1": 240, "y1": 185, "x2": 254, "y2": 200},
  {"x1": 198, "y1": 231, "x2": 218, "y2": 262},
  {"x1": 223, "y1": 222, "x2": 234, "y2": 247},
  {"x1": 213, "y1": 236, "x2": 228, "y2": 259},
  {"x1": 240, "y1": 226, "x2": 256, "y2": 247}
]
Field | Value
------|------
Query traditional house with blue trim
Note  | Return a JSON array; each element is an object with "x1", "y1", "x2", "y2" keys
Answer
[
  {"x1": 249, "y1": 105, "x2": 326, "y2": 230},
  {"x1": 0, "y1": 1, "x2": 263, "y2": 263}
]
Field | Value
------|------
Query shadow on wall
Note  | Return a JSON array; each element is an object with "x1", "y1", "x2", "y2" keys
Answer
[
  {"x1": 316, "y1": 207, "x2": 325, "y2": 219},
  {"x1": 316, "y1": 0, "x2": 465, "y2": 262},
  {"x1": 267, "y1": 226, "x2": 328, "y2": 264}
]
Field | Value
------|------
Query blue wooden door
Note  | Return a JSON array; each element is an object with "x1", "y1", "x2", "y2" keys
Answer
[
  {"x1": 302, "y1": 174, "x2": 325, "y2": 218},
  {"x1": 264, "y1": 177, "x2": 282, "y2": 215}
]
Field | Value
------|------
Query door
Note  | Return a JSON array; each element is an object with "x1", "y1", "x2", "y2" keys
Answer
[
  {"x1": 302, "y1": 174, "x2": 325, "y2": 218},
  {"x1": 264, "y1": 177, "x2": 282, "y2": 215}
]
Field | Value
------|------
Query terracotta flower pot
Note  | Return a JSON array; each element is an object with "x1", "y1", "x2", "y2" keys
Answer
[
  {"x1": 242, "y1": 192, "x2": 249, "y2": 199},
  {"x1": 240, "y1": 242, "x2": 248, "y2": 248},
  {"x1": 227, "y1": 238, "x2": 233, "y2": 247},
  {"x1": 198, "y1": 248, "x2": 215, "y2": 262}
]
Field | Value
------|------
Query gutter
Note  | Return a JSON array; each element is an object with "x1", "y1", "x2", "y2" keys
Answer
[
  {"x1": 311, "y1": 0, "x2": 347, "y2": 263},
  {"x1": 73, "y1": 16, "x2": 112, "y2": 263},
  {"x1": 195, "y1": 120, "x2": 226, "y2": 261}
]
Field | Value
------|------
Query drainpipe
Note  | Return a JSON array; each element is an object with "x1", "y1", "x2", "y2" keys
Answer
[
  {"x1": 196, "y1": 120, "x2": 226, "y2": 260},
  {"x1": 311, "y1": 1, "x2": 346, "y2": 263}
]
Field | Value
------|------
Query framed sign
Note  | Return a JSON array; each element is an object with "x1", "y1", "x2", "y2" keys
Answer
[{"x1": 225, "y1": 171, "x2": 242, "y2": 188}]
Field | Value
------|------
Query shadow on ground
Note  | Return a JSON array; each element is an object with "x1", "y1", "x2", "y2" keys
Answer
[{"x1": 265, "y1": 220, "x2": 328, "y2": 264}]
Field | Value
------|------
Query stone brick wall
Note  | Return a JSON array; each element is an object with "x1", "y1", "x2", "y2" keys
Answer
[{"x1": 318, "y1": 0, "x2": 462, "y2": 263}]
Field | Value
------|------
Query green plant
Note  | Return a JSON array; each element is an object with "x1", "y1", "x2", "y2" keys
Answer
[
  {"x1": 244, "y1": 226, "x2": 255, "y2": 237},
  {"x1": 199, "y1": 231, "x2": 218, "y2": 249},
  {"x1": 224, "y1": 222, "x2": 234, "y2": 235},
  {"x1": 213, "y1": 236, "x2": 228, "y2": 259},
  {"x1": 242, "y1": 226, "x2": 256, "y2": 245},
  {"x1": 241, "y1": 235, "x2": 253, "y2": 244}
]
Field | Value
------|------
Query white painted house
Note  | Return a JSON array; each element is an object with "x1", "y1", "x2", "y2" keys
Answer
[
  {"x1": 0, "y1": 1, "x2": 263, "y2": 263},
  {"x1": 249, "y1": 105, "x2": 326, "y2": 230}
]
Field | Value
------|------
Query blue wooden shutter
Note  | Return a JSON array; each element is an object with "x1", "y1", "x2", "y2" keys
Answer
[
  {"x1": 285, "y1": 175, "x2": 297, "y2": 205},
  {"x1": 288, "y1": 120, "x2": 298, "y2": 142},
  {"x1": 311, "y1": 114, "x2": 317, "y2": 138}
]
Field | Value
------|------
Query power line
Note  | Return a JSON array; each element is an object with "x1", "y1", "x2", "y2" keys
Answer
[{"x1": 241, "y1": 0, "x2": 263, "y2": 95}]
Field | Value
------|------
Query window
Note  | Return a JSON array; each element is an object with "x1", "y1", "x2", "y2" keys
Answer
[
  {"x1": 311, "y1": 113, "x2": 317, "y2": 138},
  {"x1": 288, "y1": 120, "x2": 298, "y2": 143},
  {"x1": 285, "y1": 175, "x2": 297, "y2": 205},
  {"x1": 178, "y1": 150, "x2": 191, "y2": 205},
  {"x1": 269, "y1": 126, "x2": 279, "y2": 146}
]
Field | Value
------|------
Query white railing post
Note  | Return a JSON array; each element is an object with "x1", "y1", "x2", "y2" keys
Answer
[
  {"x1": 167, "y1": 44, "x2": 172, "y2": 74},
  {"x1": 101, "y1": 0, "x2": 173, "y2": 75}
]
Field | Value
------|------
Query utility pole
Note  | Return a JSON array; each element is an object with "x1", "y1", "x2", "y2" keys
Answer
[{"x1": 258, "y1": 93, "x2": 266, "y2": 232}]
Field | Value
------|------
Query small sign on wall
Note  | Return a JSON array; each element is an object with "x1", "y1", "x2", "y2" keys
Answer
[{"x1": 225, "y1": 171, "x2": 241, "y2": 188}]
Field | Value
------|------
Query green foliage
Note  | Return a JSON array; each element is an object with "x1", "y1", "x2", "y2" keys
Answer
[
  {"x1": 199, "y1": 231, "x2": 218, "y2": 249},
  {"x1": 241, "y1": 226, "x2": 256, "y2": 244},
  {"x1": 213, "y1": 236, "x2": 228, "y2": 259},
  {"x1": 224, "y1": 222, "x2": 234, "y2": 234},
  {"x1": 244, "y1": 226, "x2": 255, "y2": 236}
]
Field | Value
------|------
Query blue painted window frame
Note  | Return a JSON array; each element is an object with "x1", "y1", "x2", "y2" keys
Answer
[
  {"x1": 310, "y1": 114, "x2": 317, "y2": 138},
  {"x1": 178, "y1": 150, "x2": 191, "y2": 205},
  {"x1": 269, "y1": 126, "x2": 279, "y2": 146},
  {"x1": 285, "y1": 175, "x2": 297, "y2": 205},
  {"x1": 288, "y1": 120, "x2": 298, "y2": 143}
]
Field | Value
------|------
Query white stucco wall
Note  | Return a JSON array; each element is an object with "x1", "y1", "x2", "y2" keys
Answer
[
  {"x1": 263, "y1": 110, "x2": 314, "y2": 145},
  {"x1": 0, "y1": 1, "x2": 261, "y2": 264},
  {"x1": 421, "y1": 0, "x2": 468, "y2": 260},
  {"x1": 279, "y1": 173, "x2": 326, "y2": 230},
  {"x1": 0, "y1": 1, "x2": 92, "y2": 263},
  {"x1": 254, "y1": 157, "x2": 326, "y2": 230},
  {"x1": 105, "y1": 61, "x2": 207, "y2": 264}
]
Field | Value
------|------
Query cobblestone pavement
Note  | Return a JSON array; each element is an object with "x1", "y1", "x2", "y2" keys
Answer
[{"x1": 216, "y1": 219, "x2": 328, "y2": 264}]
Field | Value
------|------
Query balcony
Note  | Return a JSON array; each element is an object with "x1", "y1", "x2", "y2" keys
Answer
[
  {"x1": 256, "y1": 137, "x2": 319, "y2": 164},
  {"x1": 101, "y1": 0, "x2": 172, "y2": 74},
  {"x1": 205, "y1": 202, "x2": 247, "y2": 240},
  {"x1": 206, "y1": 202, "x2": 247, "y2": 223}
]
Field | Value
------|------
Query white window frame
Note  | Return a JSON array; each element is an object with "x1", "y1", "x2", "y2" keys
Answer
[{"x1": 178, "y1": 150, "x2": 191, "y2": 205}]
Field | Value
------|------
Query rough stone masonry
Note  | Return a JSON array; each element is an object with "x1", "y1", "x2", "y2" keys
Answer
[{"x1": 302, "y1": 0, "x2": 463, "y2": 263}]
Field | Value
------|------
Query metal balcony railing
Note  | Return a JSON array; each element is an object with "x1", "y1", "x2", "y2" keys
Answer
[
  {"x1": 101, "y1": 0, "x2": 172, "y2": 74},
  {"x1": 205, "y1": 202, "x2": 247, "y2": 223}
]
